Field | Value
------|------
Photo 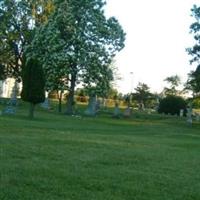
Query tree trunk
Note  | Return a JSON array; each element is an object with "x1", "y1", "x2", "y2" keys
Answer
[
  {"x1": 29, "y1": 103, "x2": 35, "y2": 119},
  {"x1": 58, "y1": 91, "x2": 63, "y2": 113},
  {"x1": 66, "y1": 74, "x2": 76, "y2": 115}
]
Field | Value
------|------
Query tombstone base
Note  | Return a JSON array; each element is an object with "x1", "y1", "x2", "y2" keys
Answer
[{"x1": 3, "y1": 106, "x2": 16, "y2": 115}]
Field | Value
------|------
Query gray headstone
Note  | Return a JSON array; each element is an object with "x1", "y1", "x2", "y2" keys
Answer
[
  {"x1": 186, "y1": 106, "x2": 193, "y2": 125},
  {"x1": 3, "y1": 106, "x2": 16, "y2": 114},
  {"x1": 84, "y1": 96, "x2": 97, "y2": 116},
  {"x1": 40, "y1": 98, "x2": 50, "y2": 109},
  {"x1": 123, "y1": 107, "x2": 132, "y2": 117},
  {"x1": 195, "y1": 114, "x2": 200, "y2": 122},
  {"x1": 180, "y1": 109, "x2": 184, "y2": 117},
  {"x1": 95, "y1": 99, "x2": 101, "y2": 112},
  {"x1": 9, "y1": 80, "x2": 19, "y2": 106},
  {"x1": 113, "y1": 102, "x2": 120, "y2": 118}
]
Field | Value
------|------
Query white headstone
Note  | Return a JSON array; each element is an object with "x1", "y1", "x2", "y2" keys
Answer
[
  {"x1": 186, "y1": 106, "x2": 193, "y2": 125},
  {"x1": 180, "y1": 109, "x2": 184, "y2": 117},
  {"x1": 196, "y1": 114, "x2": 200, "y2": 122}
]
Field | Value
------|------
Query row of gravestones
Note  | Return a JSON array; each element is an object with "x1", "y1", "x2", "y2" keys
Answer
[
  {"x1": 113, "y1": 103, "x2": 132, "y2": 118},
  {"x1": 179, "y1": 107, "x2": 200, "y2": 125},
  {"x1": 84, "y1": 98, "x2": 132, "y2": 118},
  {"x1": 1, "y1": 96, "x2": 200, "y2": 125}
]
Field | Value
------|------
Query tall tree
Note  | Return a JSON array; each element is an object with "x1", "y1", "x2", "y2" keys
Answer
[
  {"x1": 163, "y1": 75, "x2": 181, "y2": 96},
  {"x1": 0, "y1": 0, "x2": 30, "y2": 80},
  {"x1": 187, "y1": 5, "x2": 200, "y2": 96},
  {"x1": 185, "y1": 65, "x2": 200, "y2": 97},
  {"x1": 27, "y1": 0, "x2": 126, "y2": 114},
  {"x1": 21, "y1": 57, "x2": 45, "y2": 119},
  {"x1": 0, "y1": 0, "x2": 54, "y2": 80},
  {"x1": 132, "y1": 82, "x2": 153, "y2": 110}
]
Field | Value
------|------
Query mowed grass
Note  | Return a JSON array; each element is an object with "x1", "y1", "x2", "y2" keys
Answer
[{"x1": 0, "y1": 104, "x2": 200, "y2": 200}]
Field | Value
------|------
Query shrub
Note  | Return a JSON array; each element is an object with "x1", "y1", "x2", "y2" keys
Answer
[{"x1": 158, "y1": 95, "x2": 187, "y2": 116}]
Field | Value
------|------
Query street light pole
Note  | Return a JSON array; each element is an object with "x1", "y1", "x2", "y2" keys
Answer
[
  {"x1": 130, "y1": 72, "x2": 133, "y2": 93},
  {"x1": 128, "y1": 72, "x2": 134, "y2": 108}
]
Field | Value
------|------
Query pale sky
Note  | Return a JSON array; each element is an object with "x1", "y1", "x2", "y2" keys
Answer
[{"x1": 105, "y1": 0, "x2": 199, "y2": 94}]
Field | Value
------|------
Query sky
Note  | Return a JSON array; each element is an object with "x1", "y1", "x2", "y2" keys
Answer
[{"x1": 105, "y1": 0, "x2": 199, "y2": 94}]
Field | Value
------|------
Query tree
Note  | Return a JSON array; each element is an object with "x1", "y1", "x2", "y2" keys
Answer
[
  {"x1": 21, "y1": 58, "x2": 45, "y2": 119},
  {"x1": 0, "y1": 0, "x2": 30, "y2": 80},
  {"x1": 0, "y1": 0, "x2": 54, "y2": 80},
  {"x1": 27, "y1": 0, "x2": 126, "y2": 115},
  {"x1": 131, "y1": 82, "x2": 153, "y2": 110},
  {"x1": 158, "y1": 96, "x2": 187, "y2": 116},
  {"x1": 185, "y1": 65, "x2": 200, "y2": 97},
  {"x1": 163, "y1": 75, "x2": 182, "y2": 96},
  {"x1": 0, "y1": 64, "x2": 6, "y2": 80},
  {"x1": 186, "y1": 5, "x2": 200, "y2": 96}
]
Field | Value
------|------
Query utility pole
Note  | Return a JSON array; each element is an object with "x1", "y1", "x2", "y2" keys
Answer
[{"x1": 130, "y1": 72, "x2": 134, "y2": 93}]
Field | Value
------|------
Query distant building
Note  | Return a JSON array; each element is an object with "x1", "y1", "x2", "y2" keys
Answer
[{"x1": 0, "y1": 78, "x2": 21, "y2": 98}]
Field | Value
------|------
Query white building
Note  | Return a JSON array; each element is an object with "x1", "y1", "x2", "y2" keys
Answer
[{"x1": 0, "y1": 78, "x2": 21, "y2": 98}]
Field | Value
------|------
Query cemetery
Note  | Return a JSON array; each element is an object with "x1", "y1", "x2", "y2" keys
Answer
[
  {"x1": 0, "y1": 97, "x2": 200, "y2": 200},
  {"x1": 0, "y1": 0, "x2": 200, "y2": 200}
]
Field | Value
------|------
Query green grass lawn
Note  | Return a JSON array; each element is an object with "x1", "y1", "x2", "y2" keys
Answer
[{"x1": 0, "y1": 103, "x2": 200, "y2": 200}]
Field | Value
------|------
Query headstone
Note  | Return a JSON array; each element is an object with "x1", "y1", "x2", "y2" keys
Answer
[
  {"x1": 186, "y1": 105, "x2": 193, "y2": 125},
  {"x1": 123, "y1": 107, "x2": 132, "y2": 118},
  {"x1": 41, "y1": 92, "x2": 50, "y2": 109},
  {"x1": 40, "y1": 98, "x2": 50, "y2": 109},
  {"x1": 113, "y1": 102, "x2": 120, "y2": 118},
  {"x1": 95, "y1": 99, "x2": 101, "y2": 112},
  {"x1": 147, "y1": 109, "x2": 151, "y2": 114},
  {"x1": 9, "y1": 80, "x2": 18, "y2": 106},
  {"x1": 84, "y1": 96, "x2": 97, "y2": 116},
  {"x1": 102, "y1": 98, "x2": 107, "y2": 110},
  {"x1": 140, "y1": 102, "x2": 145, "y2": 110},
  {"x1": 180, "y1": 109, "x2": 184, "y2": 117},
  {"x1": 8, "y1": 97, "x2": 17, "y2": 106},
  {"x1": 195, "y1": 113, "x2": 200, "y2": 122},
  {"x1": 3, "y1": 106, "x2": 16, "y2": 114}
]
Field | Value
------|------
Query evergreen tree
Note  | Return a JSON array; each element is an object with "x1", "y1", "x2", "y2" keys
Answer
[
  {"x1": 163, "y1": 75, "x2": 182, "y2": 96},
  {"x1": 21, "y1": 58, "x2": 45, "y2": 119},
  {"x1": 132, "y1": 82, "x2": 153, "y2": 109}
]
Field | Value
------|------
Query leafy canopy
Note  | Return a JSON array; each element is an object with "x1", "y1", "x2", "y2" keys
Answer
[{"x1": 187, "y1": 4, "x2": 200, "y2": 96}]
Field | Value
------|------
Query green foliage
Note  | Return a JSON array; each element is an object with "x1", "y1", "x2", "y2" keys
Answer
[
  {"x1": 132, "y1": 82, "x2": 154, "y2": 109},
  {"x1": 0, "y1": 0, "x2": 30, "y2": 79},
  {"x1": 0, "y1": 0, "x2": 54, "y2": 80},
  {"x1": 186, "y1": 65, "x2": 200, "y2": 97},
  {"x1": 21, "y1": 58, "x2": 45, "y2": 104},
  {"x1": 27, "y1": 0, "x2": 125, "y2": 113},
  {"x1": 163, "y1": 75, "x2": 182, "y2": 96},
  {"x1": 192, "y1": 96, "x2": 200, "y2": 108},
  {"x1": 187, "y1": 5, "x2": 200, "y2": 95},
  {"x1": 158, "y1": 95, "x2": 187, "y2": 116},
  {"x1": 107, "y1": 88, "x2": 119, "y2": 100},
  {"x1": 0, "y1": 64, "x2": 6, "y2": 80},
  {"x1": 187, "y1": 5, "x2": 200, "y2": 64}
]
